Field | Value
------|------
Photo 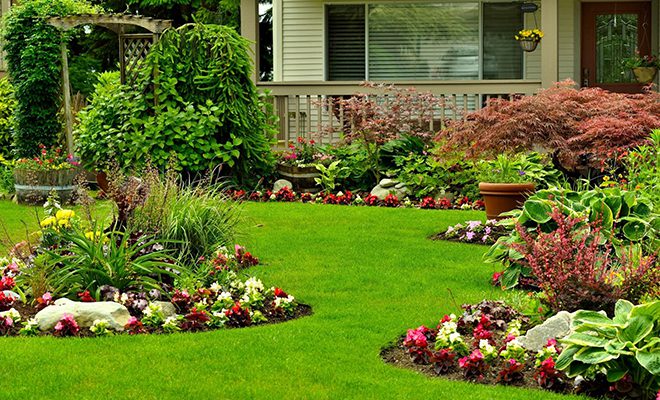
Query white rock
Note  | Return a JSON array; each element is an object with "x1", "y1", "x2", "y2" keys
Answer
[
  {"x1": 35, "y1": 298, "x2": 131, "y2": 332},
  {"x1": 273, "y1": 179, "x2": 293, "y2": 192},
  {"x1": 379, "y1": 178, "x2": 397, "y2": 188},
  {"x1": 519, "y1": 311, "x2": 579, "y2": 351},
  {"x1": 152, "y1": 301, "x2": 177, "y2": 318}
]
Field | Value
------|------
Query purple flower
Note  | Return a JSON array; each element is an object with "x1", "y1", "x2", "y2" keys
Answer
[
  {"x1": 482, "y1": 235, "x2": 489, "y2": 242},
  {"x1": 466, "y1": 232, "x2": 476, "y2": 241},
  {"x1": 484, "y1": 226, "x2": 492, "y2": 235},
  {"x1": 518, "y1": 170, "x2": 526, "y2": 176}
]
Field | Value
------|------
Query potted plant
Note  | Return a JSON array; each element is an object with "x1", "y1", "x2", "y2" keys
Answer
[
  {"x1": 277, "y1": 137, "x2": 328, "y2": 192},
  {"x1": 478, "y1": 153, "x2": 555, "y2": 219},
  {"x1": 622, "y1": 53, "x2": 659, "y2": 84},
  {"x1": 13, "y1": 145, "x2": 81, "y2": 204},
  {"x1": 514, "y1": 29, "x2": 543, "y2": 52}
]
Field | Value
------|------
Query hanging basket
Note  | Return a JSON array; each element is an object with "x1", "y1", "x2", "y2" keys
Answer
[
  {"x1": 518, "y1": 39, "x2": 539, "y2": 52},
  {"x1": 632, "y1": 67, "x2": 657, "y2": 84}
]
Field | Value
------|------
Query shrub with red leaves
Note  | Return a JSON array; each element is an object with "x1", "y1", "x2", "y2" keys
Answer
[
  {"x1": 383, "y1": 194, "x2": 399, "y2": 207},
  {"x1": 431, "y1": 349, "x2": 456, "y2": 374},
  {"x1": 275, "y1": 186, "x2": 296, "y2": 202},
  {"x1": 171, "y1": 290, "x2": 192, "y2": 313},
  {"x1": 363, "y1": 194, "x2": 380, "y2": 206},
  {"x1": 510, "y1": 208, "x2": 659, "y2": 314},
  {"x1": 225, "y1": 302, "x2": 251, "y2": 327},
  {"x1": 0, "y1": 291, "x2": 15, "y2": 311},
  {"x1": 419, "y1": 197, "x2": 436, "y2": 209},
  {"x1": 440, "y1": 81, "x2": 660, "y2": 170},
  {"x1": 181, "y1": 308, "x2": 211, "y2": 332},
  {"x1": 497, "y1": 359, "x2": 525, "y2": 384}
]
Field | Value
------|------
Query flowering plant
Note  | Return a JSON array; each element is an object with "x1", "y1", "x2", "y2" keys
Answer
[
  {"x1": 622, "y1": 53, "x2": 660, "y2": 69},
  {"x1": 515, "y1": 29, "x2": 543, "y2": 42},
  {"x1": 279, "y1": 137, "x2": 328, "y2": 167},
  {"x1": 90, "y1": 319, "x2": 113, "y2": 336},
  {"x1": 458, "y1": 349, "x2": 489, "y2": 380},
  {"x1": 53, "y1": 313, "x2": 80, "y2": 337},
  {"x1": 14, "y1": 145, "x2": 80, "y2": 171},
  {"x1": 404, "y1": 325, "x2": 433, "y2": 364}
]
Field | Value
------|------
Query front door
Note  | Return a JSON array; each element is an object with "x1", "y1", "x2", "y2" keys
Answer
[{"x1": 581, "y1": 2, "x2": 653, "y2": 93}]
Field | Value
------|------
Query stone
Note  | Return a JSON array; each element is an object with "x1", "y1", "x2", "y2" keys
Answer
[
  {"x1": 153, "y1": 301, "x2": 177, "y2": 318},
  {"x1": 519, "y1": 311, "x2": 574, "y2": 351},
  {"x1": 370, "y1": 179, "x2": 410, "y2": 200},
  {"x1": 35, "y1": 298, "x2": 131, "y2": 332},
  {"x1": 273, "y1": 179, "x2": 293, "y2": 192},
  {"x1": 379, "y1": 178, "x2": 397, "y2": 188}
]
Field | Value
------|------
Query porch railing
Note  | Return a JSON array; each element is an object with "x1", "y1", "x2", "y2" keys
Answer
[{"x1": 258, "y1": 80, "x2": 543, "y2": 147}]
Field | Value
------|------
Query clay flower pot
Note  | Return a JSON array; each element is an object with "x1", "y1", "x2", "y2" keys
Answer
[{"x1": 479, "y1": 182, "x2": 536, "y2": 220}]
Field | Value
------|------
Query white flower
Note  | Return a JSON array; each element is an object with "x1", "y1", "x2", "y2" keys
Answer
[
  {"x1": 217, "y1": 291, "x2": 233, "y2": 302},
  {"x1": 4, "y1": 308, "x2": 20, "y2": 322},
  {"x1": 240, "y1": 293, "x2": 250, "y2": 304},
  {"x1": 210, "y1": 282, "x2": 222, "y2": 293},
  {"x1": 337, "y1": 191, "x2": 344, "y2": 197},
  {"x1": 244, "y1": 277, "x2": 264, "y2": 294},
  {"x1": 120, "y1": 293, "x2": 129, "y2": 304},
  {"x1": 25, "y1": 318, "x2": 38, "y2": 328},
  {"x1": 143, "y1": 303, "x2": 163, "y2": 317},
  {"x1": 507, "y1": 337, "x2": 524, "y2": 348},
  {"x1": 270, "y1": 194, "x2": 276, "y2": 200},
  {"x1": 449, "y1": 332, "x2": 462, "y2": 343}
]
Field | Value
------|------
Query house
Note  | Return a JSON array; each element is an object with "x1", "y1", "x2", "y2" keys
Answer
[
  {"x1": 0, "y1": 0, "x2": 10, "y2": 76},
  {"x1": 240, "y1": 0, "x2": 660, "y2": 144}
]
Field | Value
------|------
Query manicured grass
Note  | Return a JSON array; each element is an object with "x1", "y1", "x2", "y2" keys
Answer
[{"x1": 0, "y1": 201, "x2": 582, "y2": 400}]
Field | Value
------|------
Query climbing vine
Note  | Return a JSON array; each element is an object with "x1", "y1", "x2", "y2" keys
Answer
[{"x1": 2, "y1": 0, "x2": 99, "y2": 157}]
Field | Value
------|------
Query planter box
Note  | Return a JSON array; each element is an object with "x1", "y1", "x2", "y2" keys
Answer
[
  {"x1": 276, "y1": 163, "x2": 320, "y2": 193},
  {"x1": 479, "y1": 182, "x2": 535, "y2": 220},
  {"x1": 13, "y1": 168, "x2": 79, "y2": 205}
]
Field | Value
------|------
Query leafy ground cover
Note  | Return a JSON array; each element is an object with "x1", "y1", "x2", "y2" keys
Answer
[{"x1": 0, "y1": 200, "x2": 581, "y2": 399}]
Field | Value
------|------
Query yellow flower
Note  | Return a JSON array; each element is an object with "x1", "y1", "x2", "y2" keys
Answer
[
  {"x1": 85, "y1": 231, "x2": 103, "y2": 241},
  {"x1": 55, "y1": 209, "x2": 75, "y2": 220},
  {"x1": 40, "y1": 216, "x2": 57, "y2": 228},
  {"x1": 57, "y1": 218, "x2": 71, "y2": 228}
]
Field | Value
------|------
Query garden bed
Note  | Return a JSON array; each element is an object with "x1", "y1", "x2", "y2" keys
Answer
[{"x1": 429, "y1": 219, "x2": 510, "y2": 245}]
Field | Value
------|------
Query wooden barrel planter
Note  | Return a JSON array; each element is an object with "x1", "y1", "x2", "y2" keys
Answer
[
  {"x1": 13, "y1": 168, "x2": 79, "y2": 205},
  {"x1": 479, "y1": 182, "x2": 535, "y2": 220},
  {"x1": 276, "y1": 163, "x2": 320, "y2": 193}
]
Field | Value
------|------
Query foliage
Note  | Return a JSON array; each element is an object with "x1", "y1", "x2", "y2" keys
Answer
[
  {"x1": 2, "y1": 0, "x2": 100, "y2": 157},
  {"x1": 279, "y1": 137, "x2": 327, "y2": 167},
  {"x1": 129, "y1": 170, "x2": 242, "y2": 264},
  {"x1": 625, "y1": 130, "x2": 660, "y2": 207},
  {"x1": 622, "y1": 53, "x2": 660, "y2": 69},
  {"x1": 439, "y1": 81, "x2": 660, "y2": 171},
  {"x1": 75, "y1": 72, "x2": 144, "y2": 172},
  {"x1": 486, "y1": 187, "x2": 660, "y2": 289},
  {"x1": 477, "y1": 152, "x2": 560, "y2": 186},
  {"x1": 314, "y1": 161, "x2": 347, "y2": 193},
  {"x1": 508, "y1": 210, "x2": 659, "y2": 314},
  {"x1": 46, "y1": 227, "x2": 182, "y2": 296},
  {"x1": 0, "y1": 156, "x2": 14, "y2": 195},
  {"x1": 77, "y1": 24, "x2": 276, "y2": 185},
  {"x1": 0, "y1": 78, "x2": 16, "y2": 155},
  {"x1": 323, "y1": 84, "x2": 444, "y2": 183},
  {"x1": 556, "y1": 299, "x2": 660, "y2": 399}
]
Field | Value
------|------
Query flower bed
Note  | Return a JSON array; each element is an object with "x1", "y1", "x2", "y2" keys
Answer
[
  {"x1": 431, "y1": 220, "x2": 509, "y2": 245},
  {"x1": 226, "y1": 187, "x2": 485, "y2": 211},
  {"x1": 382, "y1": 300, "x2": 660, "y2": 399}
]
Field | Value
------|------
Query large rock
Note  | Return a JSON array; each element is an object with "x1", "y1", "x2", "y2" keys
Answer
[
  {"x1": 519, "y1": 311, "x2": 574, "y2": 351},
  {"x1": 153, "y1": 301, "x2": 177, "y2": 319},
  {"x1": 273, "y1": 179, "x2": 293, "y2": 192},
  {"x1": 35, "y1": 298, "x2": 131, "y2": 332},
  {"x1": 370, "y1": 179, "x2": 410, "y2": 200}
]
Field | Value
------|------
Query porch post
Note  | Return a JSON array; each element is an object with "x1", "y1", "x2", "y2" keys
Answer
[
  {"x1": 240, "y1": 0, "x2": 259, "y2": 83},
  {"x1": 541, "y1": 0, "x2": 559, "y2": 88}
]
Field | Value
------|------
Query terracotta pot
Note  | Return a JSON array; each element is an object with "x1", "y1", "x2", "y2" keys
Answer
[
  {"x1": 479, "y1": 182, "x2": 536, "y2": 220},
  {"x1": 518, "y1": 39, "x2": 539, "y2": 52},
  {"x1": 13, "y1": 168, "x2": 79, "y2": 205},
  {"x1": 276, "y1": 163, "x2": 320, "y2": 193},
  {"x1": 632, "y1": 67, "x2": 657, "y2": 84}
]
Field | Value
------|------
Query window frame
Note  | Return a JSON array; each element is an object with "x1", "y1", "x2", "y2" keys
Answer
[{"x1": 324, "y1": 0, "x2": 528, "y2": 81}]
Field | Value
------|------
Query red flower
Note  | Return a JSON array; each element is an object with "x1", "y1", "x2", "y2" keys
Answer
[
  {"x1": 273, "y1": 288, "x2": 288, "y2": 298},
  {"x1": 491, "y1": 271, "x2": 503, "y2": 286},
  {"x1": 77, "y1": 290, "x2": 95, "y2": 302},
  {"x1": 0, "y1": 276, "x2": 15, "y2": 291}
]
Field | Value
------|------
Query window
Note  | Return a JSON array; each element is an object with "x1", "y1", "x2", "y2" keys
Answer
[{"x1": 326, "y1": 3, "x2": 524, "y2": 81}]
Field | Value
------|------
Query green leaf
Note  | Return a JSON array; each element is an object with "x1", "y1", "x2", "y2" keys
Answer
[
  {"x1": 555, "y1": 345, "x2": 580, "y2": 371},
  {"x1": 630, "y1": 300, "x2": 660, "y2": 320},
  {"x1": 622, "y1": 219, "x2": 648, "y2": 241},
  {"x1": 589, "y1": 200, "x2": 614, "y2": 230},
  {"x1": 561, "y1": 332, "x2": 609, "y2": 347},
  {"x1": 617, "y1": 315, "x2": 653, "y2": 345},
  {"x1": 573, "y1": 347, "x2": 617, "y2": 364},
  {"x1": 523, "y1": 199, "x2": 553, "y2": 223},
  {"x1": 501, "y1": 266, "x2": 520, "y2": 289},
  {"x1": 613, "y1": 299, "x2": 634, "y2": 323},
  {"x1": 573, "y1": 310, "x2": 614, "y2": 327},
  {"x1": 606, "y1": 366, "x2": 628, "y2": 382},
  {"x1": 636, "y1": 350, "x2": 660, "y2": 375}
]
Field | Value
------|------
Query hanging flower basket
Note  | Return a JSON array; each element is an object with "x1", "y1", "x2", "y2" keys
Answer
[
  {"x1": 518, "y1": 39, "x2": 539, "y2": 52},
  {"x1": 631, "y1": 67, "x2": 657, "y2": 84}
]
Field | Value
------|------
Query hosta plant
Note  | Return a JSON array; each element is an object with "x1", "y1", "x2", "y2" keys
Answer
[{"x1": 556, "y1": 299, "x2": 660, "y2": 399}]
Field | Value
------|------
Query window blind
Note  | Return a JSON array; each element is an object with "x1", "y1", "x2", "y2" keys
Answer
[
  {"x1": 327, "y1": 5, "x2": 366, "y2": 81},
  {"x1": 368, "y1": 3, "x2": 479, "y2": 80},
  {"x1": 482, "y1": 3, "x2": 524, "y2": 79}
]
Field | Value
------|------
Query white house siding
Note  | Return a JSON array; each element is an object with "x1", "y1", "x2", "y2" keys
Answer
[{"x1": 281, "y1": 0, "x2": 324, "y2": 81}]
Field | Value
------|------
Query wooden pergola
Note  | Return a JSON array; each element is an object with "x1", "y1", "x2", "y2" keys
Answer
[{"x1": 47, "y1": 14, "x2": 172, "y2": 155}]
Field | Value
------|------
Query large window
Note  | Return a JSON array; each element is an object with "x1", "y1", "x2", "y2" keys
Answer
[{"x1": 327, "y1": 2, "x2": 524, "y2": 81}]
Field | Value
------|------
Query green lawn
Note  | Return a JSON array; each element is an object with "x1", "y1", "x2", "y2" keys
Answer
[{"x1": 0, "y1": 201, "x2": 582, "y2": 400}]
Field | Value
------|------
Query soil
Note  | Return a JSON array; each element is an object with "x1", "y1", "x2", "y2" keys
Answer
[{"x1": 1, "y1": 302, "x2": 313, "y2": 338}]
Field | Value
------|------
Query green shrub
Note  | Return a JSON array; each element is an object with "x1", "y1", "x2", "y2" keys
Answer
[
  {"x1": 626, "y1": 130, "x2": 660, "y2": 208},
  {"x1": 556, "y1": 299, "x2": 660, "y2": 399},
  {"x1": 129, "y1": 170, "x2": 243, "y2": 264},
  {"x1": 2, "y1": 0, "x2": 100, "y2": 157},
  {"x1": 0, "y1": 77, "x2": 16, "y2": 155},
  {"x1": 76, "y1": 23, "x2": 276, "y2": 186}
]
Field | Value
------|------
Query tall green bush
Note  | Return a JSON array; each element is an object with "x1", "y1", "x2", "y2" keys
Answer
[
  {"x1": 0, "y1": 77, "x2": 16, "y2": 155},
  {"x1": 2, "y1": 0, "x2": 100, "y2": 157},
  {"x1": 76, "y1": 23, "x2": 276, "y2": 186}
]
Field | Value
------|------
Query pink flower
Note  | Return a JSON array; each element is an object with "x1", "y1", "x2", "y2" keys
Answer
[
  {"x1": 404, "y1": 329, "x2": 428, "y2": 348},
  {"x1": 546, "y1": 338, "x2": 557, "y2": 348}
]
